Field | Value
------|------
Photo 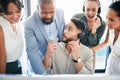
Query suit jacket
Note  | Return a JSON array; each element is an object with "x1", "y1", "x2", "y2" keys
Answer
[{"x1": 24, "y1": 9, "x2": 65, "y2": 74}]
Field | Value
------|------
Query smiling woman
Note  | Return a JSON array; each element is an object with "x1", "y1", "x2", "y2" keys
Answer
[
  {"x1": 105, "y1": 1, "x2": 120, "y2": 74},
  {"x1": 72, "y1": 0, "x2": 106, "y2": 72},
  {"x1": 0, "y1": 0, "x2": 24, "y2": 74}
]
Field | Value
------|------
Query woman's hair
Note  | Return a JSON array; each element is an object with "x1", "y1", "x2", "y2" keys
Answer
[
  {"x1": 0, "y1": 0, "x2": 23, "y2": 14},
  {"x1": 109, "y1": 1, "x2": 120, "y2": 17}
]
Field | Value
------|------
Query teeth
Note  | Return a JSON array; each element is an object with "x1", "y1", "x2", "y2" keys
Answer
[{"x1": 88, "y1": 16, "x2": 93, "y2": 18}]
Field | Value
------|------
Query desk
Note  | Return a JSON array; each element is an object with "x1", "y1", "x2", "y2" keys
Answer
[{"x1": 0, "y1": 74, "x2": 120, "y2": 80}]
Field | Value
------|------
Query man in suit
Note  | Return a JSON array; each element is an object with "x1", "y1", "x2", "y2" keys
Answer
[{"x1": 24, "y1": 0, "x2": 65, "y2": 74}]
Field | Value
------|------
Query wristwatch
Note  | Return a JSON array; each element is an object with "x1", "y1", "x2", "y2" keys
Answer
[{"x1": 72, "y1": 57, "x2": 82, "y2": 63}]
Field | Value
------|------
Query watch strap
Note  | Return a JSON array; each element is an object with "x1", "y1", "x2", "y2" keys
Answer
[
  {"x1": 72, "y1": 57, "x2": 81, "y2": 63},
  {"x1": 72, "y1": 59, "x2": 78, "y2": 63}
]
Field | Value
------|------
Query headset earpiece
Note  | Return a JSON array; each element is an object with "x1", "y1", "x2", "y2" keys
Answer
[
  {"x1": 78, "y1": 33, "x2": 84, "y2": 39},
  {"x1": 97, "y1": 6, "x2": 101, "y2": 14},
  {"x1": 82, "y1": 2, "x2": 85, "y2": 12},
  {"x1": 78, "y1": 28, "x2": 86, "y2": 39}
]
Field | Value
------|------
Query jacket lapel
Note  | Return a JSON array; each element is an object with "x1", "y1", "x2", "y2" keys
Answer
[
  {"x1": 56, "y1": 21, "x2": 62, "y2": 41},
  {"x1": 34, "y1": 11, "x2": 49, "y2": 43},
  {"x1": 54, "y1": 15, "x2": 63, "y2": 42}
]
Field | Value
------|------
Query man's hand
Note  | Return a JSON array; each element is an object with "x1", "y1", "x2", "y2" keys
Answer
[
  {"x1": 43, "y1": 38, "x2": 58, "y2": 68},
  {"x1": 46, "y1": 38, "x2": 58, "y2": 57},
  {"x1": 68, "y1": 40, "x2": 80, "y2": 60},
  {"x1": 68, "y1": 40, "x2": 83, "y2": 72}
]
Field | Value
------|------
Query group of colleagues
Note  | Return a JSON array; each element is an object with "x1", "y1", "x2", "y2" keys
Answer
[{"x1": 0, "y1": 0, "x2": 120, "y2": 75}]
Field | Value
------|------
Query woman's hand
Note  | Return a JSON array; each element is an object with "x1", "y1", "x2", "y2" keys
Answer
[{"x1": 91, "y1": 17, "x2": 101, "y2": 34}]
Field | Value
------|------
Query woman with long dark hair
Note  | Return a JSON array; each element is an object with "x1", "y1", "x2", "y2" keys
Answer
[{"x1": 105, "y1": 1, "x2": 120, "y2": 74}]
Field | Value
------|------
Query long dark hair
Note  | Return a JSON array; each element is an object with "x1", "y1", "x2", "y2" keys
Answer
[
  {"x1": 0, "y1": 0, "x2": 23, "y2": 14},
  {"x1": 109, "y1": 1, "x2": 120, "y2": 17}
]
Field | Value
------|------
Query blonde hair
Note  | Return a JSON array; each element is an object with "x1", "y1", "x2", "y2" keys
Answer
[{"x1": 85, "y1": 0, "x2": 100, "y2": 7}]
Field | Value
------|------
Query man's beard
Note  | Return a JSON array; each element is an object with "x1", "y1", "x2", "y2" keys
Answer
[
  {"x1": 42, "y1": 18, "x2": 53, "y2": 24},
  {"x1": 62, "y1": 38, "x2": 73, "y2": 43}
]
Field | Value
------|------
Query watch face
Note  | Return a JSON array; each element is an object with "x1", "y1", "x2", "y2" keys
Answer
[{"x1": 78, "y1": 58, "x2": 82, "y2": 63}]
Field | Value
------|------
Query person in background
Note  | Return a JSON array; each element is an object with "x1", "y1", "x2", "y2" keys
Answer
[
  {"x1": 73, "y1": 0, "x2": 106, "y2": 70},
  {"x1": 23, "y1": 0, "x2": 65, "y2": 74},
  {"x1": 0, "y1": 0, "x2": 24, "y2": 74},
  {"x1": 104, "y1": 1, "x2": 120, "y2": 74},
  {"x1": 91, "y1": 1, "x2": 120, "y2": 74},
  {"x1": 43, "y1": 18, "x2": 94, "y2": 74}
]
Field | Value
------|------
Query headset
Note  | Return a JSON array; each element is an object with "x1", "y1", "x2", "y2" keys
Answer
[
  {"x1": 71, "y1": 17, "x2": 87, "y2": 39},
  {"x1": 83, "y1": 0, "x2": 101, "y2": 14}
]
